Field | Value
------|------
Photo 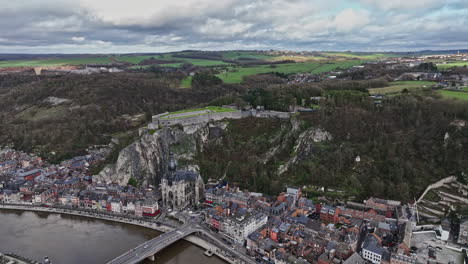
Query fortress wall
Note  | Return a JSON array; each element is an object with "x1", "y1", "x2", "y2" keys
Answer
[
  {"x1": 253, "y1": 110, "x2": 291, "y2": 119},
  {"x1": 152, "y1": 112, "x2": 169, "y2": 123},
  {"x1": 417, "y1": 176, "x2": 457, "y2": 204},
  {"x1": 152, "y1": 110, "x2": 292, "y2": 128}
]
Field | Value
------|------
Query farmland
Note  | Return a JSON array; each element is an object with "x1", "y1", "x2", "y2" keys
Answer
[
  {"x1": 0, "y1": 57, "x2": 114, "y2": 68},
  {"x1": 368, "y1": 81, "x2": 435, "y2": 95},
  {"x1": 439, "y1": 90, "x2": 468, "y2": 100},
  {"x1": 320, "y1": 52, "x2": 399, "y2": 60},
  {"x1": 0, "y1": 51, "x2": 390, "y2": 68},
  {"x1": 436, "y1": 61, "x2": 468, "y2": 69},
  {"x1": 215, "y1": 60, "x2": 364, "y2": 83}
]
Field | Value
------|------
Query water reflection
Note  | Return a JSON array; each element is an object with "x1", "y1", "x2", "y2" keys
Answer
[{"x1": 0, "y1": 209, "x2": 225, "y2": 264}]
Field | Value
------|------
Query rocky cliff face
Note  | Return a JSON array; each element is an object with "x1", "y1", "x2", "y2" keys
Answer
[
  {"x1": 278, "y1": 128, "x2": 332, "y2": 175},
  {"x1": 95, "y1": 122, "x2": 228, "y2": 185},
  {"x1": 95, "y1": 118, "x2": 332, "y2": 188}
]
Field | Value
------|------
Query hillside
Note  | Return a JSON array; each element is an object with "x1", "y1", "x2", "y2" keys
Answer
[
  {"x1": 0, "y1": 72, "x2": 241, "y2": 162},
  {"x1": 96, "y1": 92, "x2": 468, "y2": 202}
]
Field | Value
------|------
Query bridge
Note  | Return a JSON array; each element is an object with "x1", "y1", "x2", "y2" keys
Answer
[{"x1": 107, "y1": 223, "x2": 199, "y2": 264}]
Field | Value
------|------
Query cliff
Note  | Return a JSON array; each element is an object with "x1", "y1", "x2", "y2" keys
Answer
[{"x1": 95, "y1": 123, "x2": 227, "y2": 185}]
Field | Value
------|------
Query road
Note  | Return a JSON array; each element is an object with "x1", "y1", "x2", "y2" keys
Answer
[
  {"x1": 0, "y1": 203, "x2": 257, "y2": 264},
  {"x1": 107, "y1": 223, "x2": 197, "y2": 264}
]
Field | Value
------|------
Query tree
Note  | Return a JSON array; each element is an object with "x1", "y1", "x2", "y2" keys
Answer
[
  {"x1": 127, "y1": 177, "x2": 138, "y2": 187},
  {"x1": 191, "y1": 72, "x2": 223, "y2": 89}
]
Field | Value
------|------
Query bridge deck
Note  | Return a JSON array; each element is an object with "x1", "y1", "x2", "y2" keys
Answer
[{"x1": 107, "y1": 225, "x2": 196, "y2": 264}]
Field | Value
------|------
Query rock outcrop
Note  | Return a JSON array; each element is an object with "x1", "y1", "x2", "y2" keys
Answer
[
  {"x1": 95, "y1": 122, "x2": 227, "y2": 185},
  {"x1": 96, "y1": 117, "x2": 332, "y2": 187},
  {"x1": 278, "y1": 128, "x2": 332, "y2": 175}
]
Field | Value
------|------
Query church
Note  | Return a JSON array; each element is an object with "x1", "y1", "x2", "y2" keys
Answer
[{"x1": 161, "y1": 155, "x2": 204, "y2": 210}]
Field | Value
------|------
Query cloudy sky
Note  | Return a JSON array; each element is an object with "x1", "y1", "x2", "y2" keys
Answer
[{"x1": 1, "y1": 0, "x2": 468, "y2": 53}]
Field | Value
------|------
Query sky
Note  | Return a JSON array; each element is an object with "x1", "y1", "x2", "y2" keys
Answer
[{"x1": 1, "y1": 0, "x2": 468, "y2": 53}]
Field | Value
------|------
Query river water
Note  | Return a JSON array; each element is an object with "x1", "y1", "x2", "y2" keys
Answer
[{"x1": 0, "y1": 209, "x2": 226, "y2": 264}]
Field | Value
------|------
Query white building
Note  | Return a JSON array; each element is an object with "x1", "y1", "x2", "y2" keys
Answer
[
  {"x1": 142, "y1": 199, "x2": 159, "y2": 216},
  {"x1": 222, "y1": 213, "x2": 268, "y2": 244},
  {"x1": 111, "y1": 199, "x2": 122, "y2": 213},
  {"x1": 361, "y1": 234, "x2": 384, "y2": 264}
]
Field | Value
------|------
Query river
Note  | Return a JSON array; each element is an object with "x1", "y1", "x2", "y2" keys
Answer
[{"x1": 0, "y1": 209, "x2": 226, "y2": 264}]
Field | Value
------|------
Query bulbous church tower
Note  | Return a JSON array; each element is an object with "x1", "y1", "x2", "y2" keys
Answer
[{"x1": 161, "y1": 154, "x2": 204, "y2": 210}]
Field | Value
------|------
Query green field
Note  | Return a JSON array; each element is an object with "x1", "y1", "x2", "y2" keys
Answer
[
  {"x1": 0, "y1": 51, "x2": 386, "y2": 68},
  {"x1": 115, "y1": 55, "x2": 155, "y2": 64},
  {"x1": 215, "y1": 60, "x2": 364, "y2": 83},
  {"x1": 222, "y1": 51, "x2": 273, "y2": 60},
  {"x1": 436, "y1": 61, "x2": 468, "y2": 69},
  {"x1": 439, "y1": 90, "x2": 468, "y2": 100},
  {"x1": 160, "y1": 106, "x2": 236, "y2": 119},
  {"x1": 0, "y1": 57, "x2": 114, "y2": 68},
  {"x1": 368, "y1": 81, "x2": 435, "y2": 95},
  {"x1": 125, "y1": 54, "x2": 228, "y2": 66},
  {"x1": 180, "y1": 76, "x2": 192, "y2": 88},
  {"x1": 321, "y1": 52, "x2": 398, "y2": 60}
]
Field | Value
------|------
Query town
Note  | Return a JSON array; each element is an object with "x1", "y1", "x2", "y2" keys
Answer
[{"x1": 1, "y1": 146, "x2": 467, "y2": 264}]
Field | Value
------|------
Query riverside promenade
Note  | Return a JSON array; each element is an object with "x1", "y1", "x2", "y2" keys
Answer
[{"x1": 0, "y1": 203, "x2": 254, "y2": 264}]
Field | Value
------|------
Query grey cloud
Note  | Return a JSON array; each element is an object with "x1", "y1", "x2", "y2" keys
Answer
[{"x1": 0, "y1": 0, "x2": 467, "y2": 53}]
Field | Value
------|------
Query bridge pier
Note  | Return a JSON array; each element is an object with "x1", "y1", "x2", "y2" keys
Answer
[{"x1": 147, "y1": 255, "x2": 155, "y2": 261}]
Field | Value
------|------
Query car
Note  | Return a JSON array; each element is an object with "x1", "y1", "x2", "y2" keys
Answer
[{"x1": 435, "y1": 246, "x2": 442, "y2": 251}]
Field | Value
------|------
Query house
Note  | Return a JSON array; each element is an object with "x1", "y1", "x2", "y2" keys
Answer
[
  {"x1": 110, "y1": 198, "x2": 122, "y2": 213},
  {"x1": 17, "y1": 169, "x2": 41, "y2": 181},
  {"x1": 361, "y1": 233, "x2": 389, "y2": 264},
  {"x1": 286, "y1": 187, "x2": 302, "y2": 202},
  {"x1": 344, "y1": 252, "x2": 366, "y2": 264},
  {"x1": 142, "y1": 199, "x2": 159, "y2": 217},
  {"x1": 390, "y1": 248, "x2": 416, "y2": 264},
  {"x1": 320, "y1": 205, "x2": 340, "y2": 224},
  {"x1": 134, "y1": 200, "x2": 143, "y2": 217},
  {"x1": 365, "y1": 197, "x2": 400, "y2": 212},
  {"x1": 458, "y1": 219, "x2": 468, "y2": 245}
]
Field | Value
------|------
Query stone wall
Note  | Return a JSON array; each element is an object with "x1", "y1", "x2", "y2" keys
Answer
[
  {"x1": 152, "y1": 110, "x2": 291, "y2": 128},
  {"x1": 416, "y1": 176, "x2": 457, "y2": 204}
]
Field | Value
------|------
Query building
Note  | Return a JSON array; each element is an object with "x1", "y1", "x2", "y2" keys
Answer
[
  {"x1": 362, "y1": 234, "x2": 385, "y2": 264},
  {"x1": 161, "y1": 155, "x2": 204, "y2": 210},
  {"x1": 320, "y1": 205, "x2": 340, "y2": 224},
  {"x1": 458, "y1": 219, "x2": 468, "y2": 245},
  {"x1": 221, "y1": 213, "x2": 268, "y2": 244},
  {"x1": 286, "y1": 187, "x2": 302, "y2": 202},
  {"x1": 344, "y1": 252, "x2": 366, "y2": 264},
  {"x1": 142, "y1": 199, "x2": 159, "y2": 217},
  {"x1": 390, "y1": 249, "x2": 416, "y2": 264}
]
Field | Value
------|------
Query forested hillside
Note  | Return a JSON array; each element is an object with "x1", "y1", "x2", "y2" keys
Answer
[
  {"x1": 0, "y1": 72, "x2": 243, "y2": 162},
  {"x1": 196, "y1": 92, "x2": 468, "y2": 201},
  {"x1": 0, "y1": 70, "x2": 467, "y2": 201}
]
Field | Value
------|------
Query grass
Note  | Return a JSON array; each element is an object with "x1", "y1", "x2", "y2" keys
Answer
[
  {"x1": 368, "y1": 81, "x2": 435, "y2": 95},
  {"x1": 115, "y1": 55, "x2": 155, "y2": 64},
  {"x1": 124, "y1": 53, "x2": 229, "y2": 66},
  {"x1": 160, "y1": 106, "x2": 236, "y2": 119},
  {"x1": 439, "y1": 90, "x2": 468, "y2": 100},
  {"x1": 222, "y1": 51, "x2": 272, "y2": 60},
  {"x1": 0, "y1": 57, "x2": 114, "y2": 68},
  {"x1": 436, "y1": 61, "x2": 468, "y2": 70},
  {"x1": 321, "y1": 52, "x2": 399, "y2": 60},
  {"x1": 180, "y1": 76, "x2": 192, "y2": 88},
  {"x1": 215, "y1": 60, "x2": 364, "y2": 83}
]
